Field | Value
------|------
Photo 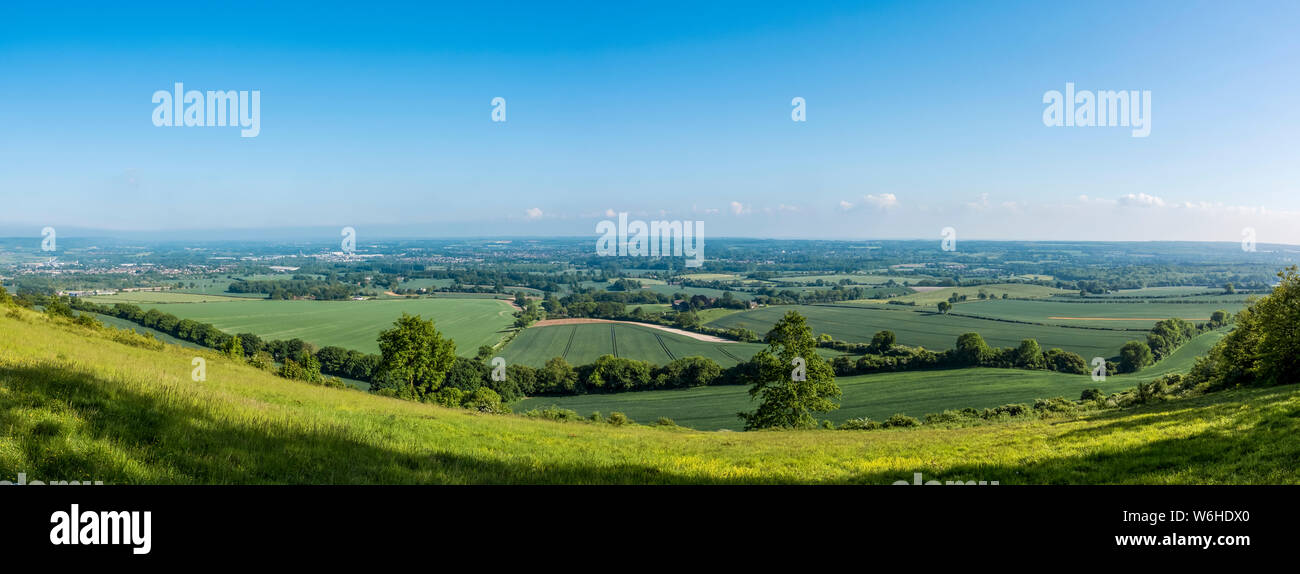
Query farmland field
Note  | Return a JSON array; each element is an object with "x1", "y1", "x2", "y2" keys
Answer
[
  {"x1": 707, "y1": 304, "x2": 1141, "y2": 358},
  {"x1": 879, "y1": 283, "x2": 1071, "y2": 305},
  {"x1": 642, "y1": 284, "x2": 754, "y2": 300},
  {"x1": 500, "y1": 322, "x2": 845, "y2": 367},
  {"x1": 86, "y1": 291, "x2": 258, "y2": 304},
  {"x1": 770, "y1": 273, "x2": 915, "y2": 284},
  {"x1": 952, "y1": 298, "x2": 1248, "y2": 328},
  {"x1": 4, "y1": 310, "x2": 1294, "y2": 484},
  {"x1": 97, "y1": 297, "x2": 516, "y2": 354},
  {"x1": 1080, "y1": 286, "x2": 1222, "y2": 297},
  {"x1": 514, "y1": 330, "x2": 1225, "y2": 430}
]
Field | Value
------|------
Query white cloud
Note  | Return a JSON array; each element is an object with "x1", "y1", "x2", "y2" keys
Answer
[
  {"x1": 525, "y1": 207, "x2": 543, "y2": 219},
  {"x1": 730, "y1": 201, "x2": 748, "y2": 216},
  {"x1": 604, "y1": 208, "x2": 616, "y2": 218},
  {"x1": 864, "y1": 193, "x2": 899, "y2": 208},
  {"x1": 1118, "y1": 192, "x2": 1165, "y2": 207},
  {"x1": 838, "y1": 200, "x2": 854, "y2": 211}
]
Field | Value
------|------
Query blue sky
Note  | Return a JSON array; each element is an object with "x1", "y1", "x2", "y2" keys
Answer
[{"x1": 2, "y1": 0, "x2": 1298, "y2": 242}]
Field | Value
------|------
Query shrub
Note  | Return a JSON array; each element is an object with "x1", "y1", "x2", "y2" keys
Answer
[
  {"x1": 838, "y1": 417, "x2": 881, "y2": 430},
  {"x1": 653, "y1": 417, "x2": 677, "y2": 427},
  {"x1": 882, "y1": 413, "x2": 921, "y2": 428},
  {"x1": 1080, "y1": 388, "x2": 1105, "y2": 402},
  {"x1": 523, "y1": 406, "x2": 582, "y2": 422},
  {"x1": 1032, "y1": 397, "x2": 1077, "y2": 415},
  {"x1": 427, "y1": 387, "x2": 466, "y2": 408},
  {"x1": 606, "y1": 411, "x2": 631, "y2": 426},
  {"x1": 462, "y1": 387, "x2": 508, "y2": 414}
]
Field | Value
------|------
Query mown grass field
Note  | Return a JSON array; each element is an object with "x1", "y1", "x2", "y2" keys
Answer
[
  {"x1": 708, "y1": 304, "x2": 1141, "y2": 358},
  {"x1": 515, "y1": 330, "x2": 1225, "y2": 430},
  {"x1": 952, "y1": 298, "x2": 1248, "y2": 328},
  {"x1": 2, "y1": 308, "x2": 1294, "y2": 484},
  {"x1": 89, "y1": 297, "x2": 516, "y2": 354}
]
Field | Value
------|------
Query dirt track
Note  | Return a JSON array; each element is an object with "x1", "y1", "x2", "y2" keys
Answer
[{"x1": 529, "y1": 318, "x2": 734, "y2": 342}]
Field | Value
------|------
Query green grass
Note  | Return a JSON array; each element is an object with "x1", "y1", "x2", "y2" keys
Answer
[
  {"x1": 501, "y1": 323, "x2": 769, "y2": 367},
  {"x1": 770, "y1": 273, "x2": 905, "y2": 285},
  {"x1": 952, "y1": 298, "x2": 1248, "y2": 328},
  {"x1": 97, "y1": 298, "x2": 516, "y2": 354},
  {"x1": 2, "y1": 307, "x2": 1296, "y2": 484},
  {"x1": 882, "y1": 283, "x2": 1071, "y2": 305},
  {"x1": 87, "y1": 291, "x2": 257, "y2": 304},
  {"x1": 642, "y1": 284, "x2": 753, "y2": 300},
  {"x1": 708, "y1": 304, "x2": 1140, "y2": 358},
  {"x1": 515, "y1": 330, "x2": 1225, "y2": 431},
  {"x1": 1083, "y1": 286, "x2": 1221, "y2": 297},
  {"x1": 500, "y1": 321, "x2": 847, "y2": 368}
]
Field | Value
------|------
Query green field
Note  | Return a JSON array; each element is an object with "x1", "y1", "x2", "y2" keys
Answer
[
  {"x1": 501, "y1": 323, "x2": 768, "y2": 367},
  {"x1": 952, "y1": 298, "x2": 1248, "y2": 328},
  {"x1": 882, "y1": 283, "x2": 1071, "y2": 305},
  {"x1": 1083, "y1": 286, "x2": 1221, "y2": 297},
  {"x1": 770, "y1": 273, "x2": 908, "y2": 285},
  {"x1": 4, "y1": 308, "x2": 1294, "y2": 484},
  {"x1": 500, "y1": 322, "x2": 848, "y2": 368},
  {"x1": 94, "y1": 297, "x2": 516, "y2": 354},
  {"x1": 642, "y1": 284, "x2": 754, "y2": 300},
  {"x1": 87, "y1": 291, "x2": 257, "y2": 304},
  {"x1": 515, "y1": 330, "x2": 1225, "y2": 430},
  {"x1": 708, "y1": 304, "x2": 1141, "y2": 358}
]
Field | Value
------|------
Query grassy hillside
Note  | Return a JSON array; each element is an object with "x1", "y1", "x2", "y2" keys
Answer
[
  {"x1": 707, "y1": 304, "x2": 1140, "y2": 358},
  {"x1": 83, "y1": 297, "x2": 516, "y2": 354},
  {"x1": 516, "y1": 330, "x2": 1225, "y2": 430},
  {"x1": 2, "y1": 308, "x2": 1295, "y2": 484}
]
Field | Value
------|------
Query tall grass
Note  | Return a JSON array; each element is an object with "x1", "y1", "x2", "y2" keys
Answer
[{"x1": 2, "y1": 306, "x2": 1297, "y2": 484}]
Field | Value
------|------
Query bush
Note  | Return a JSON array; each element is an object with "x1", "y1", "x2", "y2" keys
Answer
[
  {"x1": 1032, "y1": 397, "x2": 1077, "y2": 415},
  {"x1": 427, "y1": 387, "x2": 466, "y2": 408},
  {"x1": 838, "y1": 417, "x2": 881, "y2": 430},
  {"x1": 523, "y1": 406, "x2": 582, "y2": 422},
  {"x1": 653, "y1": 417, "x2": 677, "y2": 427},
  {"x1": 463, "y1": 387, "x2": 509, "y2": 414},
  {"x1": 606, "y1": 411, "x2": 631, "y2": 426},
  {"x1": 882, "y1": 413, "x2": 921, "y2": 428},
  {"x1": 1080, "y1": 388, "x2": 1105, "y2": 402}
]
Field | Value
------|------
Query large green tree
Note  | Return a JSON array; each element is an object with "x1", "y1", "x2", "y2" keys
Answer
[
  {"x1": 1119, "y1": 340, "x2": 1154, "y2": 373},
  {"x1": 373, "y1": 313, "x2": 457, "y2": 400},
  {"x1": 737, "y1": 311, "x2": 841, "y2": 430},
  {"x1": 1197, "y1": 266, "x2": 1300, "y2": 387}
]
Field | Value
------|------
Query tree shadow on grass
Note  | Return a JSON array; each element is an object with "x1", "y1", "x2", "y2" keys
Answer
[
  {"x1": 846, "y1": 388, "x2": 1300, "y2": 485},
  {"x1": 0, "y1": 361, "x2": 747, "y2": 485}
]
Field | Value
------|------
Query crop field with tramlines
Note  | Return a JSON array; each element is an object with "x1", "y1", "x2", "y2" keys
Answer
[
  {"x1": 515, "y1": 329, "x2": 1226, "y2": 430},
  {"x1": 5, "y1": 308, "x2": 1293, "y2": 484},
  {"x1": 950, "y1": 297, "x2": 1249, "y2": 328},
  {"x1": 83, "y1": 297, "x2": 516, "y2": 354},
  {"x1": 500, "y1": 322, "x2": 770, "y2": 367},
  {"x1": 707, "y1": 303, "x2": 1144, "y2": 358}
]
